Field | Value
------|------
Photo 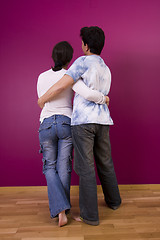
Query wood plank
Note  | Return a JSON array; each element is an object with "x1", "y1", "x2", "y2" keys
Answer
[{"x1": 0, "y1": 185, "x2": 160, "y2": 240}]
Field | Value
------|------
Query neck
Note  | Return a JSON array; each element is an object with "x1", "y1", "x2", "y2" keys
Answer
[
  {"x1": 62, "y1": 65, "x2": 68, "y2": 70},
  {"x1": 86, "y1": 53, "x2": 99, "y2": 56},
  {"x1": 85, "y1": 50, "x2": 98, "y2": 56}
]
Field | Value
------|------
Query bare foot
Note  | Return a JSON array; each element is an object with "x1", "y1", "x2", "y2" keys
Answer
[
  {"x1": 58, "y1": 210, "x2": 68, "y2": 227},
  {"x1": 72, "y1": 214, "x2": 82, "y2": 222}
]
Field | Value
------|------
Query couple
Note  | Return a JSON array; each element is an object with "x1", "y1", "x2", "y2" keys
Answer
[{"x1": 37, "y1": 26, "x2": 121, "y2": 227}]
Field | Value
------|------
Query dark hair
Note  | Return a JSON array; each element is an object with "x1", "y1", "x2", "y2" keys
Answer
[
  {"x1": 52, "y1": 41, "x2": 73, "y2": 71},
  {"x1": 80, "y1": 26, "x2": 105, "y2": 55}
]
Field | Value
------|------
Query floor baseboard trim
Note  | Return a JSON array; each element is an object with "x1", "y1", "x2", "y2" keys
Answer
[{"x1": 0, "y1": 184, "x2": 160, "y2": 191}]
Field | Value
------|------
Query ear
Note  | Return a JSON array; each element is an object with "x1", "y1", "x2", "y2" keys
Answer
[{"x1": 85, "y1": 44, "x2": 89, "y2": 52}]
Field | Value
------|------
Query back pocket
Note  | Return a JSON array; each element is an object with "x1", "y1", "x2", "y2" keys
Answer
[{"x1": 39, "y1": 122, "x2": 53, "y2": 132}]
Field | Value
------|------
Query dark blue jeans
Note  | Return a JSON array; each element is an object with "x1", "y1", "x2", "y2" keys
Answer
[
  {"x1": 71, "y1": 124, "x2": 121, "y2": 225},
  {"x1": 39, "y1": 115, "x2": 73, "y2": 218}
]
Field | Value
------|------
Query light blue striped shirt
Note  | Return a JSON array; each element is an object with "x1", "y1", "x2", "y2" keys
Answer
[{"x1": 66, "y1": 55, "x2": 113, "y2": 125}]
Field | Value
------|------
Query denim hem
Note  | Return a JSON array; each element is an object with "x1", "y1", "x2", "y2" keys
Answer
[
  {"x1": 50, "y1": 206, "x2": 71, "y2": 218},
  {"x1": 80, "y1": 215, "x2": 99, "y2": 226},
  {"x1": 105, "y1": 198, "x2": 122, "y2": 208},
  {"x1": 106, "y1": 201, "x2": 121, "y2": 210}
]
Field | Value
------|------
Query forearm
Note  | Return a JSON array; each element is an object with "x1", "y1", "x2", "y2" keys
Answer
[
  {"x1": 72, "y1": 80, "x2": 106, "y2": 104},
  {"x1": 85, "y1": 90, "x2": 106, "y2": 104},
  {"x1": 38, "y1": 74, "x2": 74, "y2": 108}
]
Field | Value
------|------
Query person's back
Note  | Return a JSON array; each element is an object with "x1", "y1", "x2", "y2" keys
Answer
[
  {"x1": 68, "y1": 54, "x2": 113, "y2": 125},
  {"x1": 37, "y1": 68, "x2": 73, "y2": 123}
]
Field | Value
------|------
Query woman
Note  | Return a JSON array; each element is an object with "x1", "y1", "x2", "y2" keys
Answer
[{"x1": 37, "y1": 41, "x2": 108, "y2": 227}]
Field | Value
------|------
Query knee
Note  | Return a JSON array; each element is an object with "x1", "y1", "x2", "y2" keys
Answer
[
  {"x1": 42, "y1": 158, "x2": 56, "y2": 175},
  {"x1": 78, "y1": 168, "x2": 96, "y2": 179}
]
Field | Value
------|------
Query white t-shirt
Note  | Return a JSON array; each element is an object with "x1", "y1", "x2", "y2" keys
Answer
[{"x1": 37, "y1": 68, "x2": 106, "y2": 123}]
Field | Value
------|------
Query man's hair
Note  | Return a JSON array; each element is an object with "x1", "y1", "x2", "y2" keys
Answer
[
  {"x1": 52, "y1": 41, "x2": 73, "y2": 71},
  {"x1": 80, "y1": 26, "x2": 105, "y2": 55}
]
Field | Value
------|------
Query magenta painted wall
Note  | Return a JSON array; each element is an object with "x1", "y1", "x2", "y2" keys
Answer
[{"x1": 0, "y1": 0, "x2": 160, "y2": 186}]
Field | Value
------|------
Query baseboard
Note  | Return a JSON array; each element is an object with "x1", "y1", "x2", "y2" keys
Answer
[{"x1": 0, "y1": 184, "x2": 160, "y2": 192}]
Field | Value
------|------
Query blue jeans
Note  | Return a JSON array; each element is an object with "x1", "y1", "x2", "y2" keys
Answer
[
  {"x1": 39, "y1": 115, "x2": 73, "y2": 218},
  {"x1": 71, "y1": 124, "x2": 121, "y2": 225}
]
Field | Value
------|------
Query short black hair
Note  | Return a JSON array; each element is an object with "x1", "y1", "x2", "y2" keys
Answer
[
  {"x1": 80, "y1": 26, "x2": 105, "y2": 55},
  {"x1": 52, "y1": 41, "x2": 73, "y2": 71}
]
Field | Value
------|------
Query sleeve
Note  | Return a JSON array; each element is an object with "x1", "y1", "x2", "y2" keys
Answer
[
  {"x1": 66, "y1": 56, "x2": 88, "y2": 82},
  {"x1": 37, "y1": 78, "x2": 41, "y2": 98},
  {"x1": 72, "y1": 80, "x2": 106, "y2": 104}
]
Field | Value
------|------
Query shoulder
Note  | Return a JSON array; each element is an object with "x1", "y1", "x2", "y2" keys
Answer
[
  {"x1": 83, "y1": 55, "x2": 103, "y2": 67},
  {"x1": 38, "y1": 69, "x2": 52, "y2": 80},
  {"x1": 72, "y1": 56, "x2": 86, "y2": 65},
  {"x1": 103, "y1": 60, "x2": 111, "y2": 76},
  {"x1": 68, "y1": 56, "x2": 87, "y2": 72},
  {"x1": 97, "y1": 57, "x2": 111, "y2": 72}
]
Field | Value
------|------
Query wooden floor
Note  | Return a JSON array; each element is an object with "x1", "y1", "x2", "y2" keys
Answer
[{"x1": 0, "y1": 185, "x2": 160, "y2": 240}]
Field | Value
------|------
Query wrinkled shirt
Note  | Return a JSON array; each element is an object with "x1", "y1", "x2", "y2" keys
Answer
[{"x1": 66, "y1": 55, "x2": 114, "y2": 125}]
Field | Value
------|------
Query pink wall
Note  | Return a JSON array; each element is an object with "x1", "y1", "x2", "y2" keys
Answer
[{"x1": 0, "y1": 0, "x2": 160, "y2": 186}]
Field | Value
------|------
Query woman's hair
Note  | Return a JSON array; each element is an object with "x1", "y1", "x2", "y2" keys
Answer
[
  {"x1": 52, "y1": 41, "x2": 73, "y2": 71},
  {"x1": 80, "y1": 26, "x2": 105, "y2": 55}
]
